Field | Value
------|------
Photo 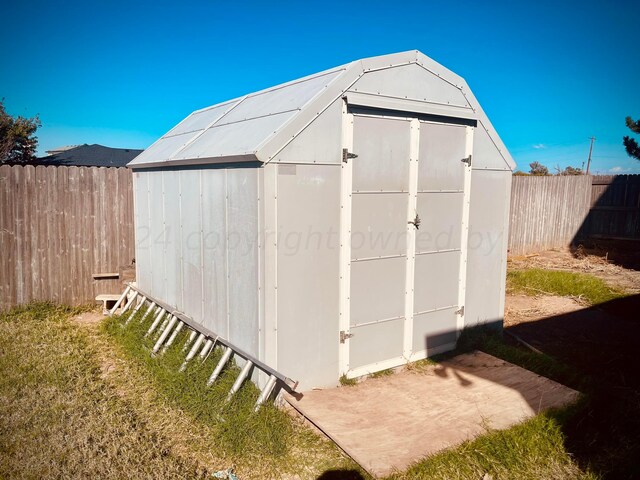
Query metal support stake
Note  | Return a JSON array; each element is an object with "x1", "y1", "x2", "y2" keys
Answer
[
  {"x1": 182, "y1": 330, "x2": 198, "y2": 352},
  {"x1": 206, "y1": 346, "x2": 233, "y2": 386},
  {"x1": 180, "y1": 333, "x2": 205, "y2": 372},
  {"x1": 163, "y1": 321, "x2": 184, "y2": 352},
  {"x1": 254, "y1": 374, "x2": 278, "y2": 412},
  {"x1": 138, "y1": 301, "x2": 157, "y2": 325},
  {"x1": 124, "y1": 295, "x2": 146, "y2": 325},
  {"x1": 145, "y1": 308, "x2": 166, "y2": 337},
  {"x1": 198, "y1": 339, "x2": 214, "y2": 360},
  {"x1": 109, "y1": 285, "x2": 131, "y2": 315},
  {"x1": 120, "y1": 290, "x2": 139, "y2": 314},
  {"x1": 226, "y1": 360, "x2": 253, "y2": 402},
  {"x1": 154, "y1": 314, "x2": 171, "y2": 339},
  {"x1": 153, "y1": 315, "x2": 177, "y2": 354}
]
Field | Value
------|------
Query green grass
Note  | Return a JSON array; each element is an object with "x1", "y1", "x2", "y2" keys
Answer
[
  {"x1": 103, "y1": 310, "x2": 292, "y2": 461},
  {"x1": 507, "y1": 268, "x2": 626, "y2": 305},
  {"x1": 104, "y1": 306, "x2": 362, "y2": 478},
  {"x1": 456, "y1": 327, "x2": 584, "y2": 390},
  {"x1": 392, "y1": 411, "x2": 595, "y2": 480},
  {"x1": 392, "y1": 326, "x2": 595, "y2": 480},
  {"x1": 0, "y1": 303, "x2": 206, "y2": 479},
  {"x1": 370, "y1": 368, "x2": 394, "y2": 378},
  {"x1": 1, "y1": 302, "x2": 601, "y2": 479},
  {"x1": 339, "y1": 374, "x2": 358, "y2": 386}
]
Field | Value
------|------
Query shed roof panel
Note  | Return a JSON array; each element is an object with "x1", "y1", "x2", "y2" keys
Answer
[
  {"x1": 173, "y1": 110, "x2": 297, "y2": 161},
  {"x1": 129, "y1": 51, "x2": 514, "y2": 171},
  {"x1": 216, "y1": 69, "x2": 344, "y2": 126},
  {"x1": 166, "y1": 99, "x2": 242, "y2": 137}
]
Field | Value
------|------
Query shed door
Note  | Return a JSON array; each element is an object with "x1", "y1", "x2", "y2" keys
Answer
[{"x1": 340, "y1": 111, "x2": 473, "y2": 378}]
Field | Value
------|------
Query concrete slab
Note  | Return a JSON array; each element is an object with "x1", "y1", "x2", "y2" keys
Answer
[{"x1": 285, "y1": 351, "x2": 579, "y2": 478}]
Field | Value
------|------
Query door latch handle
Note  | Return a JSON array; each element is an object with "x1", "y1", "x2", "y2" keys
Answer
[{"x1": 408, "y1": 213, "x2": 421, "y2": 230}]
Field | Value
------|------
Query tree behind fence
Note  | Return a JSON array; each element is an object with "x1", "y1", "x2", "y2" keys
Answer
[{"x1": 0, "y1": 165, "x2": 134, "y2": 310}]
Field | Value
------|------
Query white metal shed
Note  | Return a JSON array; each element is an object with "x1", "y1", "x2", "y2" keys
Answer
[{"x1": 129, "y1": 50, "x2": 515, "y2": 391}]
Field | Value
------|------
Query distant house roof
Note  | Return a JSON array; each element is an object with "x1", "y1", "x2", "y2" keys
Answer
[{"x1": 36, "y1": 144, "x2": 143, "y2": 167}]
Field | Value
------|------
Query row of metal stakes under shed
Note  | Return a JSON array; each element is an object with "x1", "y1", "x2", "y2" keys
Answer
[{"x1": 109, "y1": 285, "x2": 280, "y2": 412}]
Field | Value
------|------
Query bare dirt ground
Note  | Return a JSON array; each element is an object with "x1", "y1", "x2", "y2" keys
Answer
[
  {"x1": 504, "y1": 294, "x2": 584, "y2": 327},
  {"x1": 504, "y1": 248, "x2": 640, "y2": 479}
]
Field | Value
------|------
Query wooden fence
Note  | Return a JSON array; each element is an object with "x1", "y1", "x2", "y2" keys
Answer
[
  {"x1": 583, "y1": 175, "x2": 640, "y2": 240},
  {"x1": 508, "y1": 175, "x2": 592, "y2": 255},
  {"x1": 0, "y1": 165, "x2": 134, "y2": 310},
  {"x1": 1, "y1": 164, "x2": 638, "y2": 309},
  {"x1": 508, "y1": 174, "x2": 640, "y2": 255}
]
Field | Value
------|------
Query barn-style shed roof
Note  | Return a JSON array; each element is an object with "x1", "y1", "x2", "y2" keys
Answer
[{"x1": 129, "y1": 50, "x2": 515, "y2": 170}]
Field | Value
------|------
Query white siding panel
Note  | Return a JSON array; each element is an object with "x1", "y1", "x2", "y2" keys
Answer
[
  {"x1": 201, "y1": 168, "x2": 228, "y2": 336},
  {"x1": 350, "y1": 63, "x2": 469, "y2": 108},
  {"x1": 227, "y1": 168, "x2": 260, "y2": 357},
  {"x1": 276, "y1": 164, "x2": 341, "y2": 390}
]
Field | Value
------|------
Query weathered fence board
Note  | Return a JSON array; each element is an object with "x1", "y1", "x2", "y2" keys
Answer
[
  {"x1": 0, "y1": 165, "x2": 134, "y2": 310},
  {"x1": 585, "y1": 175, "x2": 640, "y2": 239},
  {"x1": 508, "y1": 174, "x2": 640, "y2": 255},
  {"x1": 508, "y1": 175, "x2": 592, "y2": 255}
]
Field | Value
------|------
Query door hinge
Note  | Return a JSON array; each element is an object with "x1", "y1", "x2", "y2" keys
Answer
[
  {"x1": 455, "y1": 306, "x2": 465, "y2": 316},
  {"x1": 461, "y1": 155, "x2": 472, "y2": 166},
  {"x1": 342, "y1": 148, "x2": 358, "y2": 163},
  {"x1": 340, "y1": 330, "x2": 353, "y2": 343}
]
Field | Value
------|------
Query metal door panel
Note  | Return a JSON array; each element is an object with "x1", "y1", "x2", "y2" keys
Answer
[
  {"x1": 349, "y1": 318, "x2": 404, "y2": 369},
  {"x1": 352, "y1": 116, "x2": 410, "y2": 192},
  {"x1": 351, "y1": 193, "x2": 408, "y2": 260},
  {"x1": 418, "y1": 122, "x2": 467, "y2": 191},
  {"x1": 415, "y1": 192, "x2": 464, "y2": 253},
  {"x1": 414, "y1": 250, "x2": 460, "y2": 314},
  {"x1": 412, "y1": 308, "x2": 458, "y2": 353},
  {"x1": 350, "y1": 256, "x2": 405, "y2": 327}
]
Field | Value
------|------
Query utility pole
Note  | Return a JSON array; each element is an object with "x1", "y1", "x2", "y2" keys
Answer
[{"x1": 586, "y1": 136, "x2": 596, "y2": 174}]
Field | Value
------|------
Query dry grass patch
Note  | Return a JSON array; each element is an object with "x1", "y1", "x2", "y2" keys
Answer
[{"x1": 0, "y1": 303, "x2": 206, "y2": 479}]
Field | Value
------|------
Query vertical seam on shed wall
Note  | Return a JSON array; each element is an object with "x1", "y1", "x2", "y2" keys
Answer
[
  {"x1": 199, "y1": 170, "x2": 205, "y2": 322},
  {"x1": 457, "y1": 126, "x2": 474, "y2": 334},
  {"x1": 403, "y1": 119, "x2": 419, "y2": 359},
  {"x1": 224, "y1": 169, "x2": 230, "y2": 339}
]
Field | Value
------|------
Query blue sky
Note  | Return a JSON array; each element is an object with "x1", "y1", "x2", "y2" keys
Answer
[{"x1": 1, "y1": 0, "x2": 639, "y2": 173}]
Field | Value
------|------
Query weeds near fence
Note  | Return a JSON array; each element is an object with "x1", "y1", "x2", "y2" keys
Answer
[{"x1": 507, "y1": 268, "x2": 626, "y2": 305}]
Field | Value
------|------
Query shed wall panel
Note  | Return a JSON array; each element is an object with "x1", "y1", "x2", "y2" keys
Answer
[
  {"x1": 349, "y1": 63, "x2": 469, "y2": 108},
  {"x1": 201, "y1": 169, "x2": 229, "y2": 338},
  {"x1": 179, "y1": 170, "x2": 204, "y2": 321},
  {"x1": 465, "y1": 170, "x2": 511, "y2": 327},
  {"x1": 273, "y1": 99, "x2": 343, "y2": 164},
  {"x1": 472, "y1": 124, "x2": 511, "y2": 171},
  {"x1": 226, "y1": 169, "x2": 260, "y2": 356},
  {"x1": 148, "y1": 173, "x2": 165, "y2": 298},
  {"x1": 276, "y1": 164, "x2": 341, "y2": 390},
  {"x1": 162, "y1": 170, "x2": 182, "y2": 308},
  {"x1": 134, "y1": 172, "x2": 153, "y2": 293}
]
